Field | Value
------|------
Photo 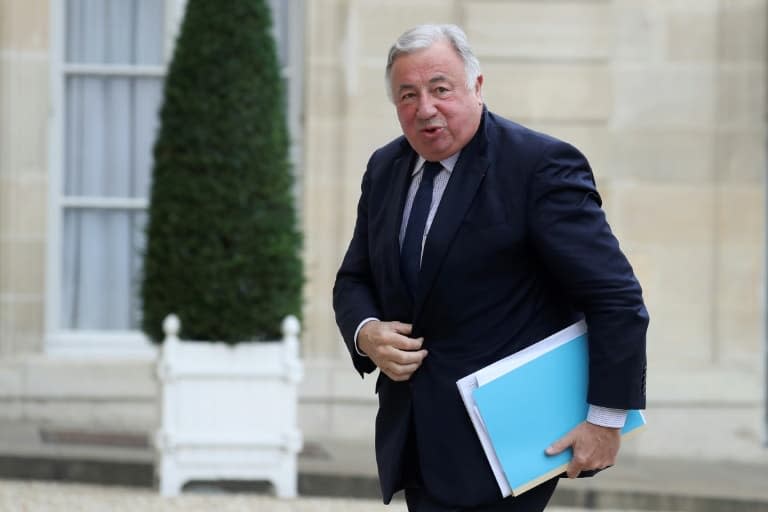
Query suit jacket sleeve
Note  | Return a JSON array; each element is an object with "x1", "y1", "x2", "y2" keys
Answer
[
  {"x1": 528, "y1": 140, "x2": 648, "y2": 410},
  {"x1": 333, "y1": 168, "x2": 379, "y2": 377}
]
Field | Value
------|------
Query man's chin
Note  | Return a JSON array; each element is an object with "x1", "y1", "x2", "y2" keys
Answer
[{"x1": 409, "y1": 140, "x2": 454, "y2": 162}]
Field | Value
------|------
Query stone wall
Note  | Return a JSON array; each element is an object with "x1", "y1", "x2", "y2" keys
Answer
[{"x1": 0, "y1": 0, "x2": 48, "y2": 356}]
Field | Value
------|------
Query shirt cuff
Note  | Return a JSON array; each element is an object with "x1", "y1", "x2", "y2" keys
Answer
[
  {"x1": 353, "y1": 317, "x2": 379, "y2": 357},
  {"x1": 587, "y1": 405, "x2": 627, "y2": 429}
]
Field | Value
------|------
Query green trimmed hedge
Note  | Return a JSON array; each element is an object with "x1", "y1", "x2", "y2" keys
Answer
[{"x1": 141, "y1": 0, "x2": 302, "y2": 344}]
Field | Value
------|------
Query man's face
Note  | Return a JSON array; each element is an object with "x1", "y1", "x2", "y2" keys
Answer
[{"x1": 389, "y1": 40, "x2": 483, "y2": 162}]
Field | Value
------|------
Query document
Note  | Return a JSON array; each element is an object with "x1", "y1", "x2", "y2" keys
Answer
[{"x1": 457, "y1": 321, "x2": 646, "y2": 497}]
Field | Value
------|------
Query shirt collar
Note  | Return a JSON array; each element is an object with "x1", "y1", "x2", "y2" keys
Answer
[{"x1": 412, "y1": 151, "x2": 460, "y2": 176}]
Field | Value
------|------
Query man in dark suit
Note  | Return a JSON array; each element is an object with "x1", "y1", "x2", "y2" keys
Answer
[{"x1": 333, "y1": 24, "x2": 648, "y2": 512}]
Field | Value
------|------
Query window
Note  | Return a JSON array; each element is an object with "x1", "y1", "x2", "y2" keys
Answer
[{"x1": 47, "y1": 0, "x2": 304, "y2": 356}]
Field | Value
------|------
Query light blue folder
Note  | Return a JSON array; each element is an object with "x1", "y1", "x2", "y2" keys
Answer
[{"x1": 471, "y1": 331, "x2": 645, "y2": 496}]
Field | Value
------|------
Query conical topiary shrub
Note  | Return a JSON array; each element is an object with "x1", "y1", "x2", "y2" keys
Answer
[{"x1": 141, "y1": 0, "x2": 302, "y2": 344}]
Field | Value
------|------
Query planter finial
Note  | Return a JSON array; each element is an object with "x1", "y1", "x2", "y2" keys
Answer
[
  {"x1": 281, "y1": 315, "x2": 300, "y2": 338},
  {"x1": 163, "y1": 314, "x2": 181, "y2": 338}
]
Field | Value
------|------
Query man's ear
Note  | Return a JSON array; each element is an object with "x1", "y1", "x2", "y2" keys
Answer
[{"x1": 474, "y1": 74, "x2": 484, "y2": 100}]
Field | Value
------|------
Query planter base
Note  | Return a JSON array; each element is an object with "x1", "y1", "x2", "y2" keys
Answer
[{"x1": 155, "y1": 315, "x2": 303, "y2": 497}]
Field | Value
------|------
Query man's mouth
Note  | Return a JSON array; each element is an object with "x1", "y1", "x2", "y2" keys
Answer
[{"x1": 422, "y1": 126, "x2": 443, "y2": 134}]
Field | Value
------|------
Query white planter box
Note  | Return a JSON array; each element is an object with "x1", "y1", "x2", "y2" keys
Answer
[{"x1": 155, "y1": 314, "x2": 303, "y2": 497}]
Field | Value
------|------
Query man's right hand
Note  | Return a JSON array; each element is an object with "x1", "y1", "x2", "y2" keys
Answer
[{"x1": 358, "y1": 321, "x2": 428, "y2": 381}]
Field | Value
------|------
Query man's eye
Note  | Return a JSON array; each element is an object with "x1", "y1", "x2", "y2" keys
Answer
[
  {"x1": 435, "y1": 87, "x2": 449, "y2": 95},
  {"x1": 400, "y1": 93, "x2": 416, "y2": 102}
]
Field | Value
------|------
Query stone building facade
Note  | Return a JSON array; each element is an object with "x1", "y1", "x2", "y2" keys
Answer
[{"x1": 0, "y1": 0, "x2": 765, "y2": 465}]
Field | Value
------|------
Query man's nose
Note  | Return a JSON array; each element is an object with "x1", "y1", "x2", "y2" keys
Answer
[{"x1": 415, "y1": 93, "x2": 437, "y2": 118}]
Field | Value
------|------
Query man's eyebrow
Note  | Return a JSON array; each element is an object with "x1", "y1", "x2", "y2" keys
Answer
[
  {"x1": 429, "y1": 74, "x2": 450, "y2": 84},
  {"x1": 397, "y1": 75, "x2": 451, "y2": 93}
]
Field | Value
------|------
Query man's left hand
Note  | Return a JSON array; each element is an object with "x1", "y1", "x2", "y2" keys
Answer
[{"x1": 545, "y1": 421, "x2": 621, "y2": 478}]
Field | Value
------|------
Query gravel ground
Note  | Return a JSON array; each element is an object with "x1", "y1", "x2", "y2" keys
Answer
[
  {"x1": 2, "y1": 480, "x2": 400, "y2": 512},
  {"x1": 0, "y1": 480, "x2": 676, "y2": 512}
]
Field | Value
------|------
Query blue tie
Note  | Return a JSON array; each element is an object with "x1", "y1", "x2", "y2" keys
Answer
[{"x1": 401, "y1": 161, "x2": 442, "y2": 296}]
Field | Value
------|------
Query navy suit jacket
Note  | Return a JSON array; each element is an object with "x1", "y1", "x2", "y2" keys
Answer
[{"x1": 333, "y1": 109, "x2": 648, "y2": 507}]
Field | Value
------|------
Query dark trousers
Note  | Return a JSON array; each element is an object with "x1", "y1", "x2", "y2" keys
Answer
[{"x1": 403, "y1": 478, "x2": 558, "y2": 512}]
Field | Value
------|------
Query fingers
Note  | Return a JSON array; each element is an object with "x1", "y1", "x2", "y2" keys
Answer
[
  {"x1": 545, "y1": 431, "x2": 585, "y2": 478},
  {"x1": 566, "y1": 454, "x2": 587, "y2": 479},
  {"x1": 544, "y1": 433, "x2": 582, "y2": 478},
  {"x1": 380, "y1": 350, "x2": 428, "y2": 381},
  {"x1": 360, "y1": 321, "x2": 424, "y2": 353},
  {"x1": 545, "y1": 434, "x2": 572, "y2": 456},
  {"x1": 390, "y1": 321, "x2": 413, "y2": 336},
  {"x1": 359, "y1": 321, "x2": 428, "y2": 381},
  {"x1": 544, "y1": 422, "x2": 622, "y2": 478}
]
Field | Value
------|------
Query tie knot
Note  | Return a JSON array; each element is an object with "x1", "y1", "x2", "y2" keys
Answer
[{"x1": 422, "y1": 161, "x2": 442, "y2": 182}]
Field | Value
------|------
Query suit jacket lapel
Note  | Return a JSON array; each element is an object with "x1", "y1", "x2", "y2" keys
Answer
[{"x1": 382, "y1": 148, "x2": 418, "y2": 310}]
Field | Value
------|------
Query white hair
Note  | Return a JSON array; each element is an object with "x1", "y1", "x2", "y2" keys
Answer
[{"x1": 385, "y1": 24, "x2": 481, "y2": 101}]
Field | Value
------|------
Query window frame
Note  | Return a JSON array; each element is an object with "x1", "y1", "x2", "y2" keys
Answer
[
  {"x1": 46, "y1": 0, "x2": 182, "y2": 358},
  {"x1": 46, "y1": 0, "x2": 304, "y2": 358}
]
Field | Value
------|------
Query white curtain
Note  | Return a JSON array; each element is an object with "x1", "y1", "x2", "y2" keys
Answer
[{"x1": 61, "y1": 0, "x2": 163, "y2": 330}]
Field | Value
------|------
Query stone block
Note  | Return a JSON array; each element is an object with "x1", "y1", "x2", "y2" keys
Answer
[
  {"x1": 21, "y1": 400, "x2": 157, "y2": 433},
  {"x1": 329, "y1": 401, "x2": 376, "y2": 441},
  {"x1": 300, "y1": 359, "x2": 333, "y2": 399},
  {"x1": 357, "y1": 0, "x2": 456, "y2": 59},
  {"x1": 9, "y1": 299, "x2": 44, "y2": 346},
  {"x1": 305, "y1": 0, "x2": 346, "y2": 62},
  {"x1": 0, "y1": 239, "x2": 45, "y2": 295},
  {"x1": 0, "y1": 363, "x2": 24, "y2": 398},
  {"x1": 609, "y1": 182, "x2": 714, "y2": 245},
  {"x1": 666, "y1": 6, "x2": 718, "y2": 62},
  {"x1": 301, "y1": 285, "x2": 342, "y2": 358},
  {"x1": 0, "y1": 0, "x2": 48, "y2": 51},
  {"x1": 298, "y1": 402, "x2": 332, "y2": 439},
  {"x1": 0, "y1": 241, "x2": 14, "y2": 294},
  {"x1": 717, "y1": 65, "x2": 766, "y2": 130},
  {"x1": 612, "y1": 64, "x2": 716, "y2": 130},
  {"x1": 6, "y1": 332, "x2": 43, "y2": 356},
  {"x1": 613, "y1": 0, "x2": 666, "y2": 63},
  {"x1": 305, "y1": 62, "x2": 347, "y2": 119},
  {"x1": 717, "y1": 303, "x2": 762, "y2": 363},
  {"x1": 330, "y1": 363, "x2": 377, "y2": 401},
  {"x1": 483, "y1": 62, "x2": 612, "y2": 123},
  {"x1": 348, "y1": 63, "x2": 398, "y2": 115},
  {"x1": 15, "y1": 177, "x2": 47, "y2": 237},
  {"x1": 645, "y1": 303, "x2": 715, "y2": 365},
  {"x1": 650, "y1": 362, "x2": 762, "y2": 403},
  {"x1": 637, "y1": 242, "x2": 719, "y2": 365},
  {"x1": 630, "y1": 407, "x2": 764, "y2": 463},
  {"x1": 651, "y1": 245, "x2": 714, "y2": 309},
  {"x1": 716, "y1": 185, "x2": 763, "y2": 245},
  {"x1": 0, "y1": 399, "x2": 23, "y2": 421},
  {"x1": 0, "y1": 178, "x2": 14, "y2": 238},
  {"x1": 463, "y1": 0, "x2": 613, "y2": 60},
  {"x1": 342, "y1": 116, "x2": 401, "y2": 175},
  {"x1": 0, "y1": 299, "x2": 11, "y2": 353},
  {"x1": 605, "y1": 128, "x2": 716, "y2": 183},
  {"x1": 0, "y1": 176, "x2": 47, "y2": 237},
  {"x1": 715, "y1": 239, "x2": 763, "y2": 361},
  {"x1": 718, "y1": 0, "x2": 767, "y2": 62},
  {"x1": 0, "y1": 56, "x2": 49, "y2": 177},
  {"x1": 715, "y1": 128, "x2": 765, "y2": 183},
  {"x1": 22, "y1": 360, "x2": 156, "y2": 398}
]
